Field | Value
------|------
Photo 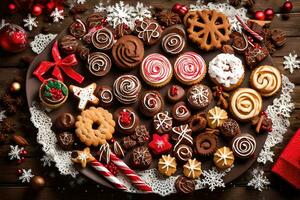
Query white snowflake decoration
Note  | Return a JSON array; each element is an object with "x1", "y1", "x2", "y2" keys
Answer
[
  {"x1": 196, "y1": 168, "x2": 226, "y2": 191},
  {"x1": 283, "y1": 53, "x2": 300, "y2": 74},
  {"x1": 132, "y1": 2, "x2": 152, "y2": 21},
  {"x1": 41, "y1": 154, "x2": 53, "y2": 167},
  {"x1": 0, "y1": 110, "x2": 6, "y2": 122},
  {"x1": 8, "y1": 145, "x2": 23, "y2": 160},
  {"x1": 18, "y1": 169, "x2": 34, "y2": 183},
  {"x1": 94, "y1": 3, "x2": 106, "y2": 13},
  {"x1": 23, "y1": 14, "x2": 38, "y2": 31},
  {"x1": 0, "y1": 19, "x2": 8, "y2": 30},
  {"x1": 30, "y1": 33, "x2": 57, "y2": 54},
  {"x1": 50, "y1": 8, "x2": 64, "y2": 23},
  {"x1": 76, "y1": 0, "x2": 86, "y2": 4},
  {"x1": 247, "y1": 168, "x2": 270, "y2": 191}
]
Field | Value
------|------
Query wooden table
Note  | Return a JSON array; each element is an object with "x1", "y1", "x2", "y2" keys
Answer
[{"x1": 0, "y1": 0, "x2": 299, "y2": 199}]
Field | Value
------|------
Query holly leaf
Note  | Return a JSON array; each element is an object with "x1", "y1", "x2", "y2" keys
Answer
[
  {"x1": 48, "y1": 80, "x2": 54, "y2": 88},
  {"x1": 44, "y1": 85, "x2": 50, "y2": 91},
  {"x1": 62, "y1": 86, "x2": 68, "y2": 96},
  {"x1": 44, "y1": 91, "x2": 52, "y2": 98}
]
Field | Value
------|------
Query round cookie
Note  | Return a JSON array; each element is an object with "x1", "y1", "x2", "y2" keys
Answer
[
  {"x1": 113, "y1": 75, "x2": 141, "y2": 104},
  {"x1": 194, "y1": 133, "x2": 218, "y2": 156},
  {"x1": 187, "y1": 84, "x2": 212, "y2": 109},
  {"x1": 135, "y1": 18, "x2": 163, "y2": 45},
  {"x1": 55, "y1": 112, "x2": 75, "y2": 131},
  {"x1": 250, "y1": 65, "x2": 282, "y2": 97},
  {"x1": 220, "y1": 118, "x2": 241, "y2": 138},
  {"x1": 69, "y1": 19, "x2": 86, "y2": 38},
  {"x1": 95, "y1": 85, "x2": 114, "y2": 108},
  {"x1": 87, "y1": 52, "x2": 111, "y2": 77},
  {"x1": 158, "y1": 154, "x2": 177, "y2": 177},
  {"x1": 213, "y1": 146, "x2": 235, "y2": 170},
  {"x1": 231, "y1": 133, "x2": 256, "y2": 159},
  {"x1": 112, "y1": 35, "x2": 144, "y2": 69},
  {"x1": 161, "y1": 32, "x2": 185, "y2": 55},
  {"x1": 173, "y1": 144, "x2": 193, "y2": 162},
  {"x1": 114, "y1": 107, "x2": 139, "y2": 135},
  {"x1": 207, "y1": 106, "x2": 228, "y2": 129},
  {"x1": 188, "y1": 113, "x2": 207, "y2": 133},
  {"x1": 166, "y1": 85, "x2": 185, "y2": 103},
  {"x1": 91, "y1": 27, "x2": 114, "y2": 50},
  {"x1": 140, "y1": 53, "x2": 173, "y2": 87},
  {"x1": 208, "y1": 53, "x2": 245, "y2": 91},
  {"x1": 131, "y1": 125, "x2": 150, "y2": 146},
  {"x1": 230, "y1": 88, "x2": 262, "y2": 121},
  {"x1": 171, "y1": 101, "x2": 191, "y2": 123},
  {"x1": 174, "y1": 51, "x2": 206, "y2": 85},
  {"x1": 175, "y1": 176, "x2": 195, "y2": 194},
  {"x1": 131, "y1": 146, "x2": 152, "y2": 169},
  {"x1": 183, "y1": 158, "x2": 202, "y2": 179},
  {"x1": 153, "y1": 111, "x2": 173, "y2": 134},
  {"x1": 139, "y1": 90, "x2": 164, "y2": 117}
]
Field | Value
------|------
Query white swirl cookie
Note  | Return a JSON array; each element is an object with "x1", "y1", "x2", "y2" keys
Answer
[
  {"x1": 230, "y1": 88, "x2": 262, "y2": 121},
  {"x1": 250, "y1": 65, "x2": 282, "y2": 97},
  {"x1": 208, "y1": 53, "x2": 245, "y2": 91}
]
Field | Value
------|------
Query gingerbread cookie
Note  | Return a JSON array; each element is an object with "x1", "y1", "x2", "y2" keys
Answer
[
  {"x1": 131, "y1": 146, "x2": 152, "y2": 169},
  {"x1": 69, "y1": 83, "x2": 99, "y2": 110}
]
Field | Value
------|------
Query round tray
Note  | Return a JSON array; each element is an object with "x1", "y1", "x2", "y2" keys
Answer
[{"x1": 26, "y1": 24, "x2": 275, "y2": 192}]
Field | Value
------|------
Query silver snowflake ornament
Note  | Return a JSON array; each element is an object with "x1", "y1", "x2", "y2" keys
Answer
[
  {"x1": 8, "y1": 145, "x2": 24, "y2": 160},
  {"x1": 18, "y1": 169, "x2": 34, "y2": 183},
  {"x1": 283, "y1": 53, "x2": 300, "y2": 74},
  {"x1": 40, "y1": 154, "x2": 53, "y2": 167},
  {"x1": 23, "y1": 14, "x2": 38, "y2": 31},
  {"x1": 133, "y1": 2, "x2": 151, "y2": 21},
  {"x1": 0, "y1": 110, "x2": 6, "y2": 122},
  {"x1": 0, "y1": 19, "x2": 9, "y2": 30},
  {"x1": 94, "y1": 3, "x2": 106, "y2": 13},
  {"x1": 196, "y1": 168, "x2": 226, "y2": 191},
  {"x1": 50, "y1": 8, "x2": 64, "y2": 23},
  {"x1": 247, "y1": 168, "x2": 270, "y2": 191}
]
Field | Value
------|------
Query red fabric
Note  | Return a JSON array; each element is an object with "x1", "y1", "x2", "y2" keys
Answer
[{"x1": 272, "y1": 128, "x2": 300, "y2": 189}]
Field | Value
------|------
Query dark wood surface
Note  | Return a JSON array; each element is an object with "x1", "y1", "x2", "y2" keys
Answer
[{"x1": 0, "y1": 0, "x2": 299, "y2": 199}]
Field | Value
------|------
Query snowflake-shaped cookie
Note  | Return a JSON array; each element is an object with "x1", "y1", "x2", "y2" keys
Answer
[
  {"x1": 40, "y1": 154, "x2": 53, "y2": 167},
  {"x1": 196, "y1": 168, "x2": 226, "y2": 191}
]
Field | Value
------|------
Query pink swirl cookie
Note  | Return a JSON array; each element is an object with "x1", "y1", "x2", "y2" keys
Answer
[
  {"x1": 140, "y1": 53, "x2": 173, "y2": 87},
  {"x1": 174, "y1": 51, "x2": 207, "y2": 85}
]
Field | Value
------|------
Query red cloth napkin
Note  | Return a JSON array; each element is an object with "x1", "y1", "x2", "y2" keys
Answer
[{"x1": 272, "y1": 128, "x2": 300, "y2": 189}]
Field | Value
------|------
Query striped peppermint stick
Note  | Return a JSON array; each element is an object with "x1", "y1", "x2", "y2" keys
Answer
[
  {"x1": 89, "y1": 159, "x2": 128, "y2": 190},
  {"x1": 110, "y1": 152, "x2": 153, "y2": 192},
  {"x1": 235, "y1": 15, "x2": 264, "y2": 41}
]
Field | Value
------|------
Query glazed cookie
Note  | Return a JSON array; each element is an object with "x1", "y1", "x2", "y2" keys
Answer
[
  {"x1": 207, "y1": 107, "x2": 228, "y2": 129},
  {"x1": 148, "y1": 134, "x2": 172, "y2": 155},
  {"x1": 55, "y1": 113, "x2": 75, "y2": 131},
  {"x1": 158, "y1": 155, "x2": 177, "y2": 177},
  {"x1": 69, "y1": 83, "x2": 99, "y2": 110},
  {"x1": 208, "y1": 53, "x2": 245, "y2": 91},
  {"x1": 188, "y1": 113, "x2": 207, "y2": 133},
  {"x1": 173, "y1": 144, "x2": 193, "y2": 162},
  {"x1": 39, "y1": 79, "x2": 68, "y2": 109},
  {"x1": 231, "y1": 133, "x2": 256, "y2": 159},
  {"x1": 220, "y1": 118, "x2": 241, "y2": 138},
  {"x1": 139, "y1": 90, "x2": 164, "y2": 117},
  {"x1": 174, "y1": 51, "x2": 206, "y2": 85},
  {"x1": 230, "y1": 88, "x2": 262, "y2": 121},
  {"x1": 135, "y1": 18, "x2": 163, "y2": 45},
  {"x1": 113, "y1": 75, "x2": 141, "y2": 104},
  {"x1": 187, "y1": 84, "x2": 212, "y2": 109},
  {"x1": 183, "y1": 158, "x2": 202, "y2": 179},
  {"x1": 87, "y1": 52, "x2": 111, "y2": 77},
  {"x1": 95, "y1": 85, "x2": 114, "y2": 108},
  {"x1": 175, "y1": 176, "x2": 195, "y2": 194},
  {"x1": 213, "y1": 146, "x2": 235, "y2": 170},
  {"x1": 161, "y1": 32, "x2": 186, "y2": 55},
  {"x1": 75, "y1": 107, "x2": 115, "y2": 146},
  {"x1": 91, "y1": 27, "x2": 114, "y2": 51},
  {"x1": 167, "y1": 85, "x2": 185, "y2": 103},
  {"x1": 153, "y1": 111, "x2": 173, "y2": 134},
  {"x1": 194, "y1": 133, "x2": 218, "y2": 156},
  {"x1": 112, "y1": 35, "x2": 144, "y2": 69},
  {"x1": 250, "y1": 65, "x2": 282, "y2": 97},
  {"x1": 140, "y1": 53, "x2": 173, "y2": 87},
  {"x1": 131, "y1": 146, "x2": 152, "y2": 169},
  {"x1": 114, "y1": 107, "x2": 139, "y2": 135},
  {"x1": 171, "y1": 101, "x2": 191, "y2": 123}
]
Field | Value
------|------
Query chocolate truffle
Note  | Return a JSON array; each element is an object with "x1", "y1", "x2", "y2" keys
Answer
[
  {"x1": 167, "y1": 85, "x2": 185, "y2": 103},
  {"x1": 87, "y1": 52, "x2": 111, "y2": 77},
  {"x1": 55, "y1": 112, "x2": 75, "y2": 131},
  {"x1": 189, "y1": 113, "x2": 207, "y2": 133},
  {"x1": 231, "y1": 133, "x2": 256, "y2": 159},
  {"x1": 175, "y1": 176, "x2": 195, "y2": 194},
  {"x1": 121, "y1": 136, "x2": 137, "y2": 150},
  {"x1": 161, "y1": 32, "x2": 185, "y2": 55},
  {"x1": 57, "y1": 132, "x2": 75, "y2": 150},
  {"x1": 113, "y1": 75, "x2": 141, "y2": 104},
  {"x1": 139, "y1": 90, "x2": 164, "y2": 117},
  {"x1": 187, "y1": 84, "x2": 212, "y2": 109},
  {"x1": 95, "y1": 85, "x2": 114, "y2": 108},
  {"x1": 131, "y1": 146, "x2": 152, "y2": 169},
  {"x1": 171, "y1": 101, "x2": 191, "y2": 123},
  {"x1": 153, "y1": 111, "x2": 173, "y2": 134},
  {"x1": 114, "y1": 107, "x2": 139, "y2": 135},
  {"x1": 220, "y1": 118, "x2": 241, "y2": 138}
]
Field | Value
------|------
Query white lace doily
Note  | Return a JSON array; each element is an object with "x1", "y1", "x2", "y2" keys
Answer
[{"x1": 30, "y1": 33, "x2": 57, "y2": 54}]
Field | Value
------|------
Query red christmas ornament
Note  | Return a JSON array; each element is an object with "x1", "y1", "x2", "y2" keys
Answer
[
  {"x1": 255, "y1": 10, "x2": 266, "y2": 21},
  {"x1": 264, "y1": 8, "x2": 275, "y2": 20},
  {"x1": 8, "y1": 3, "x2": 17, "y2": 14},
  {"x1": 0, "y1": 24, "x2": 28, "y2": 53},
  {"x1": 282, "y1": 0, "x2": 293, "y2": 12},
  {"x1": 172, "y1": 3, "x2": 189, "y2": 16},
  {"x1": 32, "y1": 4, "x2": 43, "y2": 16}
]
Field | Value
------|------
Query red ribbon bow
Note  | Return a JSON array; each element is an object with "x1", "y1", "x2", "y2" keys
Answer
[{"x1": 33, "y1": 41, "x2": 84, "y2": 84}]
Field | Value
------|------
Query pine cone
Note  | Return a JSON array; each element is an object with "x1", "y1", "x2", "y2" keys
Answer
[{"x1": 156, "y1": 10, "x2": 181, "y2": 27}]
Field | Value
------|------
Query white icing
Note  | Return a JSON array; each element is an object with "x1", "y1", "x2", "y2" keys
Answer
[
  {"x1": 71, "y1": 83, "x2": 98, "y2": 110},
  {"x1": 172, "y1": 125, "x2": 193, "y2": 150},
  {"x1": 135, "y1": 20, "x2": 160, "y2": 43},
  {"x1": 161, "y1": 33, "x2": 185, "y2": 54},
  {"x1": 208, "y1": 54, "x2": 244, "y2": 88},
  {"x1": 100, "y1": 89, "x2": 113, "y2": 104},
  {"x1": 153, "y1": 111, "x2": 173, "y2": 131},
  {"x1": 232, "y1": 135, "x2": 256, "y2": 157},
  {"x1": 175, "y1": 105, "x2": 189, "y2": 118}
]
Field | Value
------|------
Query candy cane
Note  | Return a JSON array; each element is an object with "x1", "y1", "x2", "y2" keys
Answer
[
  {"x1": 235, "y1": 15, "x2": 264, "y2": 41},
  {"x1": 110, "y1": 152, "x2": 153, "y2": 192},
  {"x1": 89, "y1": 159, "x2": 128, "y2": 190}
]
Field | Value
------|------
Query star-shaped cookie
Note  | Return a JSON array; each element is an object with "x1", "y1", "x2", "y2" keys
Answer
[
  {"x1": 69, "y1": 83, "x2": 99, "y2": 110},
  {"x1": 71, "y1": 147, "x2": 94, "y2": 168},
  {"x1": 148, "y1": 134, "x2": 172, "y2": 155}
]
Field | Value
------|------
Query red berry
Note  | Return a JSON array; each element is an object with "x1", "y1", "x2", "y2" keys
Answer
[
  {"x1": 255, "y1": 10, "x2": 265, "y2": 21},
  {"x1": 21, "y1": 149, "x2": 28, "y2": 155},
  {"x1": 109, "y1": 138, "x2": 116, "y2": 144}
]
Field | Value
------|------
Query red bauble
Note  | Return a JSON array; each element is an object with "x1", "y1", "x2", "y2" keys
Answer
[
  {"x1": 8, "y1": 3, "x2": 17, "y2": 14},
  {"x1": 282, "y1": 1, "x2": 293, "y2": 12},
  {"x1": 32, "y1": 4, "x2": 43, "y2": 16},
  {"x1": 0, "y1": 24, "x2": 28, "y2": 53},
  {"x1": 172, "y1": 3, "x2": 189, "y2": 16},
  {"x1": 255, "y1": 10, "x2": 266, "y2": 20},
  {"x1": 264, "y1": 8, "x2": 275, "y2": 20}
]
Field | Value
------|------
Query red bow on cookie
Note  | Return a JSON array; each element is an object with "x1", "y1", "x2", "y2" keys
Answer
[{"x1": 33, "y1": 41, "x2": 84, "y2": 84}]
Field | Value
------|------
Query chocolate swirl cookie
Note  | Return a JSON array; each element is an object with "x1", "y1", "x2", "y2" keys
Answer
[
  {"x1": 91, "y1": 27, "x2": 114, "y2": 50},
  {"x1": 175, "y1": 176, "x2": 195, "y2": 194},
  {"x1": 173, "y1": 144, "x2": 193, "y2": 162},
  {"x1": 112, "y1": 35, "x2": 144, "y2": 69},
  {"x1": 87, "y1": 52, "x2": 111, "y2": 77},
  {"x1": 231, "y1": 133, "x2": 256, "y2": 159},
  {"x1": 140, "y1": 90, "x2": 164, "y2": 117},
  {"x1": 95, "y1": 85, "x2": 114, "y2": 108},
  {"x1": 113, "y1": 75, "x2": 141, "y2": 104},
  {"x1": 69, "y1": 19, "x2": 86, "y2": 38},
  {"x1": 162, "y1": 32, "x2": 185, "y2": 55}
]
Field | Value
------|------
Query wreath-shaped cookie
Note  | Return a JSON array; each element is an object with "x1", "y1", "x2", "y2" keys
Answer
[{"x1": 184, "y1": 10, "x2": 231, "y2": 51}]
